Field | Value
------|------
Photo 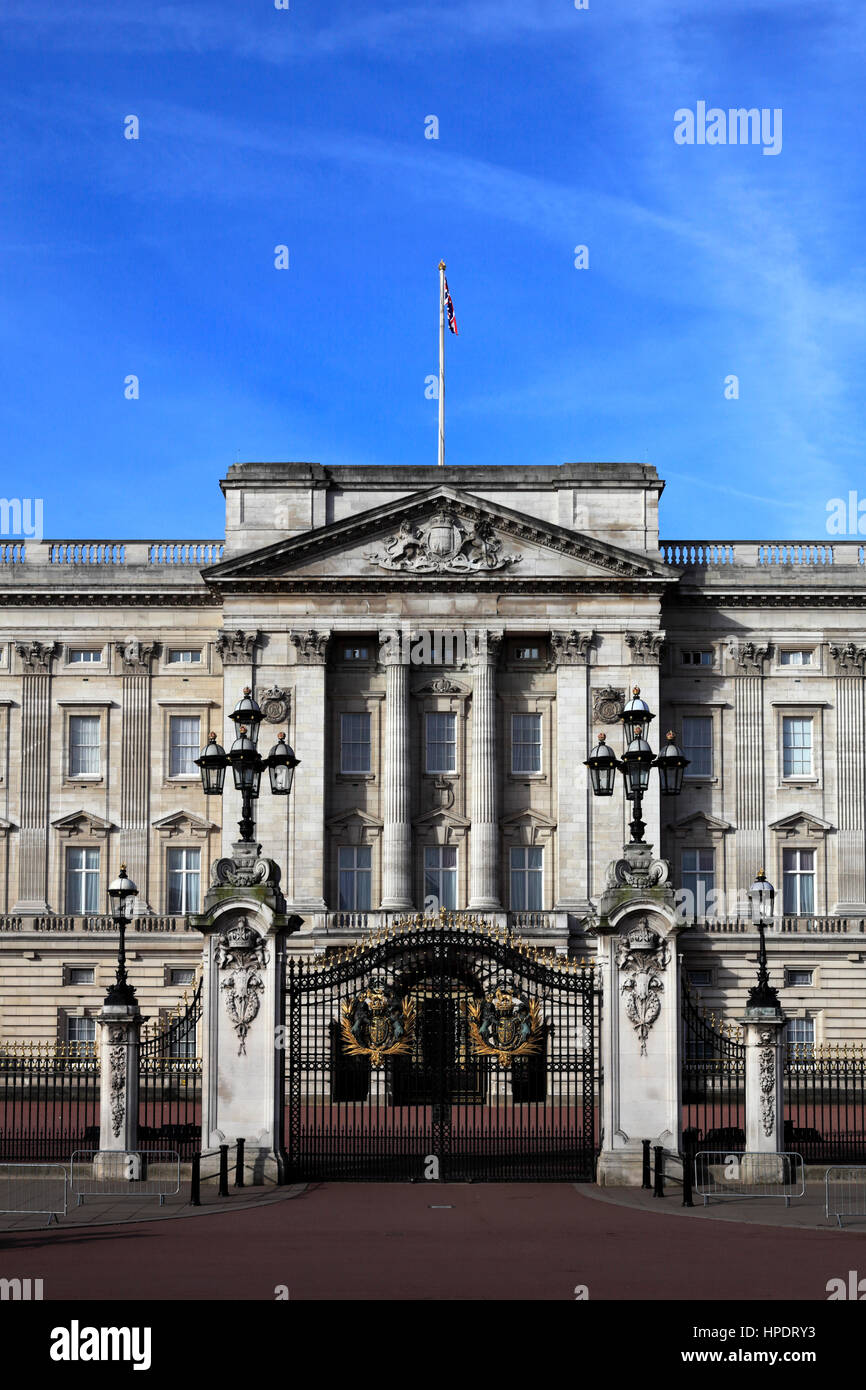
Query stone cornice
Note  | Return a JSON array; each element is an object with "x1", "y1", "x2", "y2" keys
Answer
[{"x1": 0, "y1": 592, "x2": 221, "y2": 608}]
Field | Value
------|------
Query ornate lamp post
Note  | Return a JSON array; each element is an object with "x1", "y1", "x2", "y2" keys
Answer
[
  {"x1": 195, "y1": 688, "x2": 300, "y2": 844},
  {"x1": 585, "y1": 687, "x2": 689, "y2": 842},
  {"x1": 105, "y1": 865, "x2": 139, "y2": 1006},
  {"x1": 747, "y1": 869, "x2": 781, "y2": 1010}
]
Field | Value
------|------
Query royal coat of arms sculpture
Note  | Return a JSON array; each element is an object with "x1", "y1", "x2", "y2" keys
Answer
[
  {"x1": 340, "y1": 986, "x2": 416, "y2": 1067},
  {"x1": 466, "y1": 988, "x2": 544, "y2": 1066}
]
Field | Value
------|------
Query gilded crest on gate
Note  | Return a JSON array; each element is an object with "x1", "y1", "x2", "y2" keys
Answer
[
  {"x1": 467, "y1": 988, "x2": 544, "y2": 1065},
  {"x1": 340, "y1": 986, "x2": 416, "y2": 1066}
]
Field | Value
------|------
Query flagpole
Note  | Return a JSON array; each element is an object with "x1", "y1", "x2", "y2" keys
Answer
[{"x1": 438, "y1": 259, "x2": 446, "y2": 467}]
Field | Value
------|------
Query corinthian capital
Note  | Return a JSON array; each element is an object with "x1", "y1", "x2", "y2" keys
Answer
[
  {"x1": 829, "y1": 642, "x2": 866, "y2": 676},
  {"x1": 15, "y1": 640, "x2": 57, "y2": 674},
  {"x1": 624, "y1": 630, "x2": 664, "y2": 665},
  {"x1": 216, "y1": 629, "x2": 259, "y2": 666},
  {"x1": 290, "y1": 629, "x2": 330, "y2": 665},
  {"x1": 549, "y1": 630, "x2": 594, "y2": 667},
  {"x1": 116, "y1": 636, "x2": 155, "y2": 674},
  {"x1": 731, "y1": 640, "x2": 770, "y2": 675}
]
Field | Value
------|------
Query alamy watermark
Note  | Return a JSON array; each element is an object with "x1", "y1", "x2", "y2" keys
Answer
[
  {"x1": 674, "y1": 103, "x2": 782, "y2": 156},
  {"x1": 380, "y1": 627, "x2": 492, "y2": 666},
  {"x1": 0, "y1": 498, "x2": 43, "y2": 542},
  {"x1": 826, "y1": 493, "x2": 866, "y2": 536}
]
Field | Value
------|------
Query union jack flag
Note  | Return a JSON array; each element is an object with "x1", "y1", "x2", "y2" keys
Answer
[{"x1": 444, "y1": 276, "x2": 458, "y2": 335}]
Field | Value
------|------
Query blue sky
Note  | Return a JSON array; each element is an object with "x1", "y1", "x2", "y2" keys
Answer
[{"x1": 1, "y1": 0, "x2": 864, "y2": 543}]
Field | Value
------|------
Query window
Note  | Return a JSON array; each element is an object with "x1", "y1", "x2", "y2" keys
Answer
[
  {"x1": 340, "y1": 712, "x2": 371, "y2": 773},
  {"x1": 687, "y1": 969, "x2": 713, "y2": 988},
  {"x1": 782, "y1": 716, "x2": 813, "y2": 777},
  {"x1": 681, "y1": 650, "x2": 713, "y2": 666},
  {"x1": 169, "y1": 968, "x2": 195, "y2": 986},
  {"x1": 66, "y1": 1016, "x2": 96, "y2": 1045},
  {"x1": 343, "y1": 646, "x2": 369, "y2": 660},
  {"x1": 783, "y1": 848, "x2": 815, "y2": 915},
  {"x1": 68, "y1": 715, "x2": 100, "y2": 776},
  {"x1": 786, "y1": 969, "x2": 814, "y2": 987},
  {"x1": 510, "y1": 847, "x2": 543, "y2": 910},
  {"x1": 426, "y1": 712, "x2": 456, "y2": 773},
  {"x1": 681, "y1": 716, "x2": 713, "y2": 778},
  {"x1": 785, "y1": 1017, "x2": 815, "y2": 1050},
  {"x1": 169, "y1": 715, "x2": 201, "y2": 777},
  {"x1": 338, "y1": 846, "x2": 372, "y2": 910},
  {"x1": 167, "y1": 848, "x2": 201, "y2": 914},
  {"x1": 512, "y1": 714, "x2": 542, "y2": 773},
  {"x1": 681, "y1": 849, "x2": 715, "y2": 917},
  {"x1": 167, "y1": 649, "x2": 201, "y2": 664},
  {"x1": 424, "y1": 846, "x2": 457, "y2": 909},
  {"x1": 67, "y1": 967, "x2": 95, "y2": 986},
  {"x1": 514, "y1": 647, "x2": 540, "y2": 660},
  {"x1": 780, "y1": 650, "x2": 813, "y2": 666},
  {"x1": 65, "y1": 847, "x2": 100, "y2": 913},
  {"x1": 69, "y1": 649, "x2": 101, "y2": 664}
]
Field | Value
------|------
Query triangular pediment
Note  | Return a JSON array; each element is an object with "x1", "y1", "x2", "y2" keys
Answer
[
  {"x1": 52, "y1": 810, "x2": 113, "y2": 838},
  {"x1": 326, "y1": 808, "x2": 384, "y2": 844},
  {"x1": 666, "y1": 811, "x2": 732, "y2": 838},
  {"x1": 769, "y1": 812, "x2": 833, "y2": 838},
  {"x1": 204, "y1": 486, "x2": 666, "y2": 590},
  {"x1": 500, "y1": 808, "x2": 557, "y2": 845},
  {"x1": 152, "y1": 809, "x2": 219, "y2": 838}
]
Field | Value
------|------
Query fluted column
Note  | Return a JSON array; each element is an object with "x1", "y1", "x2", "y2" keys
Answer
[
  {"x1": 286, "y1": 629, "x2": 329, "y2": 910},
  {"x1": 13, "y1": 640, "x2": 56, "y2": 912},
  {"x1": 469, "y1": 630, "x2": 503, "y2": 910},
  {"x1": 733, "y1": 642, "x2": 769, "y2": 891},
  {"x1": 830, "y1": 643, "x2": 866, "y2": 911},
  {"x1": 552, "y1": 630, "x2": 594, "y2": 907},
  {"x1": 117, "y1": 638, "x2": 155, "y2": 913},
  {"x1": 379, "y1": 631, "x2": 413, "y2": 910}
]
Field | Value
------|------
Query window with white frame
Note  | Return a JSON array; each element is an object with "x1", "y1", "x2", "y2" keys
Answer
[
  {"x1": 512, "y1": 714, "x2": 542, "y2": 773},
  {"x1": 65, "y1": 1016, "x2": 96, "y2": 1045},
  {"x1": 514, "y1": 646, "x2": 540, "y2": 661},
  {"x1": 340, "y1": 712, "x2": 371, "y2": 773},
  {"x1": 65, "y1": 847, "x2": 100, "y2": 913},
  {"x1": 681, "y1": 716, "x2": 713, "y2": 777},
  {"x1": 68, "y1": 714, "x2": 100, "y2": 776},
  {"x1": 169, "y1": 968, "x2": 195, "y2": 986},
  {"x1": 780, "y1": 650, "x2": 813, "y2": 666},
  {"x1": 424, "y1": 846, "x2": 457, "y2": 909},
  {"x1": 681, "y1": 848, "x2": 715, "y2": 918},
  {"x1": 167, "y1": 649, "x2": 202, "y2": 664},
  {"x1": 783, "y1": 848, "x2": 815, "y2": 915},
  {"x1": 166, "y1": 847, "x2": 201, "y2": 913},
  {"x1": 786, "y1": 968, "x2": 814, "y2": 987},
  {"x1": 510, "y1": 847, "x2": 543, "y2": 910},
  {"x1": 782, "y1": 716, "x2": 813, "y2": 777},
  {"x1": 169, "y1": 715, "x2": 201, "y2": 777},
  {"x1": 338, "y1": 846, "x2": 372, "y2": 910},
  {"x1": 785, "y1": 1017, "x2": 815, "y2": 1050},
  {"x1": 681, "y1": 650, "x2": 713, "y2": 666},
  {"x1": 68, "y1": 648, "x2": 102, "y2": 664},
  {"x1": 425, "y1": 712, "x2": 456, "y2": 773},
  {"x1": 66, "y1": 966, "x2": 95, "y2": 986}
]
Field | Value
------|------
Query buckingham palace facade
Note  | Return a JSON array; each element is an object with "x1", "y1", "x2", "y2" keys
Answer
[{"x1": 1, "y1": 459, "x2": 865, "y2": 1046}]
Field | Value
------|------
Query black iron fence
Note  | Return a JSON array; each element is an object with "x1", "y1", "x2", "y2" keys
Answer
[
  {"x1": 0, "y1": 1041, "x2": 100, "y2": 1161},
  {"x1": 681, "y1": 987, "x2": 746, "y2": 1150},
  {"x1": 138, "y1": 982, "x2": 202, "y2": 1158},
  {"x1": 784, "y1": 1044, "x2": 866, "y2": 1164}
]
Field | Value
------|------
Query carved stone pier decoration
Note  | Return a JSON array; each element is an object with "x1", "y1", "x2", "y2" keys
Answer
[
  {"x1": 615, "y1": 918, "x2": 670, "y2": 1056},
  {"x1": 96, "y1": 999, "x2": 143, "y2": 1167},
  {"x1": 216, "y1": 919, "x2": 269, "y2": 1056},
  {"x1": 216, "y1": 629, "x2": 259, "y2": 667}
]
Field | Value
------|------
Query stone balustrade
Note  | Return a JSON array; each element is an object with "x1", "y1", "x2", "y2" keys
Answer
[
  {"x1": 0, "y1": 540, "x2": 225, "y2": 566},
  {"x1": 0, "y1": 914, "x2": 193, "y2": 933},
  {"x1": 660, "y1": 540, "x2": 864, "y2": 567}
]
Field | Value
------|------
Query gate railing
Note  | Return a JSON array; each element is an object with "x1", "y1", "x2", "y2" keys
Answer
[
  {"x1": 0, "y1": 1040, "x2": 100, "y2": 1162},
  {"x1": 138, "y1": 981, "x2": 202, "y2": 1158},
  {"x1": 784, "y1": 1042, "x2": 866, "y2": 1164},
  {"x1": 681, "y1": 986, "x2": 746, "y2": 1149}
]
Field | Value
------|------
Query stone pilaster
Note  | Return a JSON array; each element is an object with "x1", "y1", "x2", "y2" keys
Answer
[
  {"x1": 468, "y1": 631, "x2": 503, "y2": 910},
  {"x1": 117, "y1": 638, "x2": 155, "y2": 914},
  {"x1": 286, "y1": 629, "x2": 329, "y2": 909},
  {"x1": 379, "y1": 630, "x2": 413, "y2": 910},
  {"x1": 97, "y1": 1000, "x2": 142, "y2": 1167},
  {"x1": 732, "y1": 642, "x2": 769, "y2": 891},
  {"x1": 740, "y1": 1011, "x2": 786, "y2": 1155},
  {"x1": 830, "y1": 643, "x2": 866, "y2": 912},
  {"x1": 13, "y1": 640, "x2": 56, "y2": 912},
  {"x1": 551, "y1": 630, "x2": 593, "y2": 908}
]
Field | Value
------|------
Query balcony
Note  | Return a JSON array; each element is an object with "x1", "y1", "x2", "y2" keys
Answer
[{"x1": 0, "y1": 914, "x2": 194, "y2": 934}]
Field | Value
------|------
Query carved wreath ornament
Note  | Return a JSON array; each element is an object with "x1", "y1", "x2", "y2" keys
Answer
[
  {"x1": 216, "y1": 921, "x2": 269, "y2": 1056},
  {"x1": 616, "y1": 919, "x2": 669, "y2": 1056}
]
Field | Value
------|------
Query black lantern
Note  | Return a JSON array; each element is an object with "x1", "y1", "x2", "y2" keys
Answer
[
  {"x1": 266, "y1": 732, "x2": 300, "y2": 796},
  {"x1": 621, "y1": 686, "x2": 654, "y2": 740},
  {"x1": 655, "y1": 730, "x2": 690, "y2": 796},
  {"x1": 195, "y1": 732, "x2": 228, "y2": 795},
  {"x1": 229, "y1": 727, "x2": 262, "y2": 798},
  {"x1": 621, "y1": 726, "x2": 654, "y2": 797},
  {"x1": 748, "y1": 869, "x2": 776, "y2": 923},
  {"x1": 584, "y1": 732, "x2": 618, "y2": 796},
  {"x1": 105, "y1": 864, "x2": 139, "y2": 1006},
  {"x1": 228, "y1": 687, "x2": 264, "y2": 749}
]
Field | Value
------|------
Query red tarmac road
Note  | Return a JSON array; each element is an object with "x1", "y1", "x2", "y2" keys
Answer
[{"x1": 2, "y1": 1183, "x2": 864, "y2": 1301}]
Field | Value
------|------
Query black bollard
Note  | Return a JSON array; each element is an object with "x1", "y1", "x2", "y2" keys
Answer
[
  {"x1": 641, "y1": 1139, "x2": 651, "y2": 1189},
  {"x1": 190, "y1": 1151, "x2": 201, "y2": 1207},
  {"x1": 682, "y1": 1137, "x2": 694, "y2": 1209},
  {"x1": 218, "y1": 1143, "x2": 229, "y2": 1198},
  {"x1": 653, "y1": 1145, "x2": 664, "y2": 1197},
  {"x1": 235, "y1": 1136, "x2": 245, "y2": 1189}
]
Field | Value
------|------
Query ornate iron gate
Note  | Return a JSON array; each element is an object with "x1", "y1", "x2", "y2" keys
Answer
[
  {"x1": 138, "y1": 981, "x2": 202, "y2": 1158},
  {"x1": 681, "y1": 987, "x2": 745, "y2": 1148},
  {"x1": 284, "y1": 919, "x2": 599, "y2": 1182}
]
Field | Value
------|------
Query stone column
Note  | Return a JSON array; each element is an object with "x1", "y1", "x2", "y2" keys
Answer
[
  {"x1": 286, "y1": 630, "x2": 329, "y2": 910},
  {"x1": 117, "y1": 638, "x2": 155, "y2": 914},
  {"x1": 96, "y1": 998, "x2": 142, "y2": 1174},
  {"x1": 13, "y1": 640, "x2": 56, "y2": 912},
  {"x1": 830, "y1": 643, "x2": 866, "y2": 912},
  {"x1": 551, "y1": 630, "x2": 593, "y2": 908},
  {"x1": 741, "y1": 1010, "x2": 786, "y2": 1155},
  {"x1": 732, "y1": 642, "x2": 769, "y2": 891},
  {"x1": 379, "y1": 630, "x2": 413, "y2": 910},
  {"x1": 469, "y1": 631, "x2": 503, "y2": 911}
]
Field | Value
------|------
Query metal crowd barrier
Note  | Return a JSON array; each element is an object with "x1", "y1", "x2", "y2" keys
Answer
[
  {"x1": 694, "y1": 1151, "x2": 805, "y2": 1207},
  {"x1": 70, "y1": 1150, "x2": 180, "y2": 1206},
  {"x1": 825, "y1": 1166, "x2": 866, "y2": 1228},
  {"x1": 0, "y1": 1163, "x2": 68, "y2": 1224}
]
